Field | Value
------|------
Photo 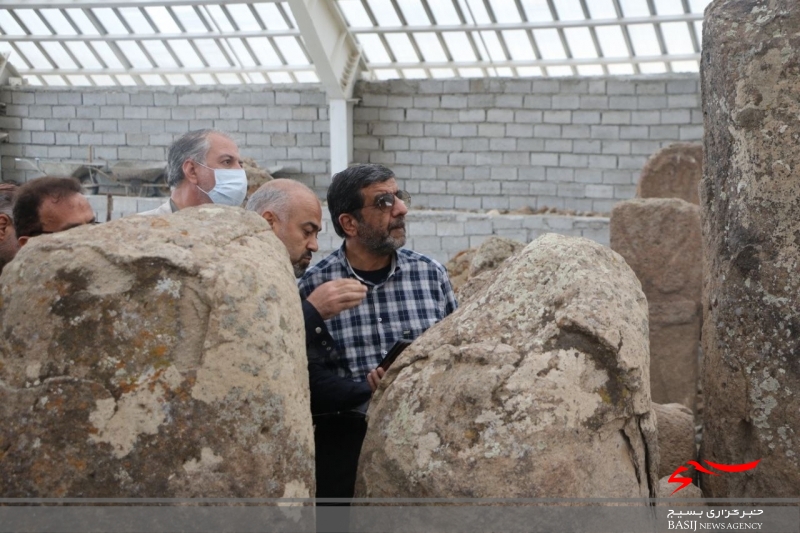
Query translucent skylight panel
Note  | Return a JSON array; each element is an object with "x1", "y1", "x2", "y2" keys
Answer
[
  {"x1": 661, "y1": 22, "x2": 694, "y2": 54},
  {"x1": 671, "y1": 60, "x2": 699, "y2": 72},
  {"x1": 396, "y1": 0, "x2": 430, "y2": 25},
  {"x1": 356, "y1": 34, "x2": 391, "y2": 63},
  {"x1": 166, "y1": 74, "x2": 191, "y2": 85},
  {"x1": 91, "y1": 74, "x2": 115, "y2": 86},
  {"x1": 170, "y1": 6, "x2": 207, "y2": 32},
  {"x1": 141, "y1": 74, "x2": 165, "y2": 85},
  {"x1": 91, "y1": 9, "x2": 128, "y2": 34},
  {"x1": 495, "y1": 67, "x2": 513, "y2": 76},
  {"x1": 248, "y1": 72, "x2": 268, "y2": 83},
  {"x1": 41, "y1": 42, "x2": 77, "y2": 68},
  {"x1": 595, "y1": 26, "x2": 629, "y2": 57},
  {"x1": 190, "y1": 73, "x2": 215, "y2": 84},
  {"x1": 689, "y1": 0, "x2": 713, "y2": 13},
  {"x1": 227, "y1": 39, "x2": 257, "y2": 67},
  {"x1": 628, "y1": 24, "x2": 661, "y2": 56},
  {"x1": 385, "y1": 33, "x2": 419, "y2": 62},
  {"x1": 488, "y1": 0, "x2": 522, "y2": 24},
  {"x1": 337, "y1": 1, "x2": 372, "y2": 27},
  {"x1": 463, "y1": 0, "x2": 491, "y2": 24},
  {"x1": 479, "y1": 31, "x2": 507, "y2": 61},
  {"x1": 283, "y1": 5, "x2": 299, "y2": 29},
  {"x1": 142, "y1": 41, "x2": 178, "y2": 68},
  {"x1": 267, "y1": 72, "x2": 293, "y2": 83},
  {"x1": 254, "y1": 4, "x2": 292, "y2": 30},
  {"x1": 204, "y1": 6, "x2": 235, "y2": 32},
  {"x1": 618, "y1": 0, "x2": 649, "y2": 17},
  {"x1": 117, "y1": 42, "x2": 153, "y2": 69},
  {"x1": 194, "y1": 39, "x2": 230, "y2": 66},
  {"x1": 117, "y1": 74, "x2": 136, "y2": 85},
  {"x1": 640, "y1": 61, "x2": 667, "y2": 73},
  {"x1": 427, "y1": 0, "x2": 460, "y2": 24},
  {"x1": 517, "y1": 66, "x2": 543, "y2": 76},
  {"x1": 374, "y1": 69, "x2": 399, "y2": 80},
  {"x1": 366, "y1": 0, "x2": 402, "y2": 26},
  {"x1": 247, "y1": 37, "x2": 283, "y2": 66},
  {"x1": 5, "y1": 46, "x2": 31, "y2": 69},
  {"x1": 654, "y1": 0, "x2": 683, "y2": 16},
  {"x1": 533, "y1": 29, "x2": 566, "y2": 60},
  {"x1": 14, "y1": 10, "x2": 51, "y2": 35},
  {"x1": 577, "y1": 64, "x2": 604, "y2": 75},
  {"x1": 118, "y1": 8, "x2": 155, "y2": 34},
  {"x1": 28, "y1": 77, "x2": 43, "y2": 86},
  {"x1": 67, "y1": 75, "x2": 90, "y2": 86},
  {"x1": 66, "y1": 42, "x2": 102, "y2": 69},
  {"x1": 413, "y1": 33, "x2": 447, "y2": 62},
  {"x1": 520, "y1": 0, "x2": 554, "y2": 22},
  {"x1": 564, "y1": 28, "x2": 597, "y2": 59},
  {"x1": 39, "y1": 10, "x2": 77, "y2": 36},
  {"x1": 145, "y1": 6, "x2": 182, "y2": 33},
  {"x1": 546, "y1": 66, "x2": 573, "y2": 76},
  {"x1": 222, "y1": 4, "x2": 259, "y2": 31},
  {"x1": 431, "y1": 68, "x2": 455, "y2": 78},
  {"x1": 502, "y1": 30, "x2": 535, "y2": 61},
  {"x1": 443, "y1": 32, "x2": 476, "y2": 62},
  {"x1": 0, "y1": 11, "x2": 26, "y2": 36},
  {"x1": 90, "y1": 42, "x2": 124, "y2": 69},
  {"x1": 694, "y1": 21, "x2": 703, "y2": 42},
  {"x1": 64, "y1": 9, "x2": 100, "y2": 36},
  {"x1": 170, "y1": 40, "x2": 205, "y2": 68},
  {"x1": 16, "y1": 42, "x2": 52, "y2": 68},
  {"x1": 458, "y1": 68, "x2": 484, "y2": 77},
  {"x1": 42, "y1": 75, "x2": 67, "y2": 86},
  {"x1": 402, "y1": 68, "x2": 426, "y2": 79},
  {"x1": 553, "y1": 0, "x2": 587, "y2": 22},
  {"x1": 217, "y1": 73, "x2": 241, "y2": 85},
  {"x1": 585, "y1": 0, "x2": 616, "y2": 19},
  {"x1": 294, "y1": 71, "x2": 319, "y2": 83},
  {"x1": 275, "y1": 37, "x2": 309, "y2": 65}
]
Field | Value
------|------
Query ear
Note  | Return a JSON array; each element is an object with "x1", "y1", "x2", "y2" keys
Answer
[
  {"x1": 0, "y1": 214, "x2": 10, "y2": 240},
  {"x1": 338, "y1": 213, "x2": 359, "y2": 238},
  {"x1": 182, "y1": 160, "x2": 199, "y2": 184},
  {"x1": 18, "y1": 235, "x2": 29, "y2": 248},
  {"x1": 261, "y1": 210, "x2": 277, "y2": 228}
]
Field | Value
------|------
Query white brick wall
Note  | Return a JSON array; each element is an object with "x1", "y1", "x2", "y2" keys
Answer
[{"x1": 91, "y1": 195, "x2": 610, "y2": 265}]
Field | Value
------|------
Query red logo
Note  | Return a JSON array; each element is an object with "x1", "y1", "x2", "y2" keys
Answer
[{"x1": 667, "y1": 459, "x2": 761, "y2": 495}]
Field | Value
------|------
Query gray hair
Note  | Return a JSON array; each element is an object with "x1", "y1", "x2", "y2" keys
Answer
[
  {"x1": 0, "y1": 183, "x2": 17, "y2": 218},
  {"x1": 166, "y1": 129, "x2": 232, "y2": 188},
  {"x1": 246, "y1": 179, "x2": 316, "y2": 220}
]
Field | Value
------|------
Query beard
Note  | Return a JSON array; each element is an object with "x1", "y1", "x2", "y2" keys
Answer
[
  {"x1": 292, "y1": 251, "x2": 313, "y2": 278},
  {"x1": 357, "y1": 217, "x2": 406, "y2": 256}
]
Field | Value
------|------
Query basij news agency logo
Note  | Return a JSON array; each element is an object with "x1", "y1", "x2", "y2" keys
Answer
[{"x1": 667, "y1": 458, "x2": 761, "y2": 495}]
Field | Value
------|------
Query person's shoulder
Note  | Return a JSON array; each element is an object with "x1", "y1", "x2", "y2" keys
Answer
[
  {"x1": 299, "y1": 250, "x2": 342, "y2": 282},
  {"x1": 398, "y1": 248, "x2": 447, "y2": 273}
]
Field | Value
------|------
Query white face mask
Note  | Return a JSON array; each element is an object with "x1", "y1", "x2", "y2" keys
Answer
[{"x1": 195, "y1": 162, "x2": 248, "y2": 207}]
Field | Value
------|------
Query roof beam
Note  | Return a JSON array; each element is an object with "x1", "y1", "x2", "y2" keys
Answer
[
  {"x1": 287, "y1": 0, "x2": 364, "y2": 99},
  {"x1": 0, "y1": 0, "x2": 280, "y2": 8},
  {"x1": 368, "y1": 53, "x2": 701, "y2": 70}
]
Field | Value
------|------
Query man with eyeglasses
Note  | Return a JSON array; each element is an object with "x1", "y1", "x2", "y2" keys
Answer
[
  {"x1": 298, "y1": 164, "x2": 458, "y2": 500},
  {"x1": 12, "y1": 176, "x2": 97, "y2": 248}
]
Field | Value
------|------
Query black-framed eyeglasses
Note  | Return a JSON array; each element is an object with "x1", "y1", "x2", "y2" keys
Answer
[{"x1": 359, "y1": 190, "x2": 411, "y2": 212}]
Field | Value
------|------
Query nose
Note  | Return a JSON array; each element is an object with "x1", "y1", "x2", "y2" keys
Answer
[
  {"x1": 308, "y1": 234, "x2": 319, "y2": 252},
  {"x1": 392, "y1": 196, "x2": 408, "y2": 217}
]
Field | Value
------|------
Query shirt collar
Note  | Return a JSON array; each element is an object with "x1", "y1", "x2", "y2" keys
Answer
[{"x1": 337, "y1": 242, "x2": 401, "y2": 285}]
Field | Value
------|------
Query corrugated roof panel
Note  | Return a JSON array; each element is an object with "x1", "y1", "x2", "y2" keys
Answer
[
  {"x1": 661, "y1": 22, "x2": 694, "y2": 55},
  {"x1": 402, "y1": 68, "x2": 427, "y2": 78},
  {"x1": 355, "y1": 33, "x2": 391, "y2": 63},
  {"x1": 42, "y1": 42, "x2": 77, "y2": 68},
  {"x1": 443, "y1": 32, "x2": 477, "y2": 62},
  {"x1": 64, "y1": 9, "x2": 100, "y2": 36},
  {"x1": 337, "y1": 1, "x2": 372, "y2": 27},
  {"x1": 413, "y1": 32, "x2": 447, "y2": 62},
  {"x1": 396, "y1": 0, "x2": 430, "y2": 25},
  {"x1": 119, "y1": 8, "x2": 155, "y2": 34},
  {"x1": 91, "y1": 8, "x2": 127, "y2": 34},
  {"x1": 553, "y1": 0, "x2": 587, "y2": 22},
  {"x1": 90, "y1": 41, "x2": 124, "y2": 69},
  {"x1": 564, "y1": 27, "x2": 598, "y2": 59},
  {"x1": 502, "y1": 30, "x2": 535, "y2": 61},
  {"x1": 640, "y1": 61, "x2": 667, "y2": 74},
  {"x1": 366, "y1": 0, "x2": 402, "y2": 26},
  {"x1": 385, "y1": 33, "x2": 419, "y2": 62},
  {"x1": 628, "y1": 23, "x2": 661, "y2": 56},
  {"x1": 430, "y1": 68, "x2": 456, "y2": 78},
  {"x1": 426, "y1": 0, "x2": 460, "y2": 25},
  {"x1": 66, "y1": 42, "x2": 102, "y2": 69},
  {"x1": 577, "y1": 64, "x2": 604, "y2": 75},
  {"x1": 519, "y1": 0, "x2": 554, "y2": 22},
  {"x1": 487, "y1": 0, "x2": 522, "y2": 24},
  {"x1": 143, "y1": 41, "x2": 178, "y2": 68},
  {"x1": 39, "y1": 9, "x2": 77, "y2": 36},
  {"x1": 533, "y1": 29, "x2": 566, "y2": 60},
  {"x1": 246, "y1": 37, "x2": 284, "y2": 66},
  {"x1": 274, "y1": 36, "x2": 309, "y2": 65},
  {"x1": 170, "y1": 40, "x2": 205, "y2": 68},
  {"x1": 618, "y1": 0, "x2": 649, "y2": 17}
]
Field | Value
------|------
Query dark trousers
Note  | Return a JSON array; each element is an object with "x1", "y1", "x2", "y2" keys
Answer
[{"x1": 314, "y1": 414, "x2": 368, "y2": 500}]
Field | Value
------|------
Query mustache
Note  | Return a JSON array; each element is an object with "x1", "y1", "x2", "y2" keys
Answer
[
  {"x1": 301, "y1": 251, "x2": 313, "y2": 261},
  {"x1": 389, "y1": 219, "x2": 405, "y2": 231}
]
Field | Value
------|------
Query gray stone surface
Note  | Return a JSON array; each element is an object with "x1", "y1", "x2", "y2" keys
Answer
[
  {"x1": 700, "y1": 0, "x2": 800, "y2": 498},
  {"x1": 0, "y1": 206, "x2": 314, "y2": 497},
  {"x1": 357, "y1": 233, "x2": 658, "y2": 498}
]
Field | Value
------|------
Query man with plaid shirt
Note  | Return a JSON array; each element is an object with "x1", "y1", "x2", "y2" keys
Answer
[{"x1": 298, "y1": 164, "x2": 457, "y2": 500}]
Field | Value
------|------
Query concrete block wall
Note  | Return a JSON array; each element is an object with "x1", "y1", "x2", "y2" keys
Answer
[
  {"x1": 94, "y1": 195, "x2": 609, "y2": 264},
  {"x1": 352, "y1": 75, "x2": 701, "y2": 214},
  {"x1": 0, "y1": 85, "x2": 330, "y2": 189}
]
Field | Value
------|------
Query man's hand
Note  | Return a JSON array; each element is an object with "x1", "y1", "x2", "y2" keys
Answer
[
  {"x1": 367, "y1": 367, "x2": 386, "y2": 393},
  {"x1": 306, "y1": 279, "x2": 368, "y2": 320}
]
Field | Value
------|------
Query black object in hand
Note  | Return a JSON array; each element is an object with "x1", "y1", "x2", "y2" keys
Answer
[{"x1": 378, "y1": 339, "x2": 412, "y2": 371}]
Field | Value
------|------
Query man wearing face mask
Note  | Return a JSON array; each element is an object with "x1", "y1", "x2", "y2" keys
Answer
[{"x1": 139, "y1": 129, "x2": 247, "y2": 216}]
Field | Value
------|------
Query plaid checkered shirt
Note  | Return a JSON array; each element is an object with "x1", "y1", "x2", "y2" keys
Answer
[{"x1": 298, "y1": 245, "x2": 458, "y2": 382}]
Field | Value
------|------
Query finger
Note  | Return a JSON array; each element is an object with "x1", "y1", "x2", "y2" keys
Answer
[{"x1": 376, "y1": 367, "x2": 386, "y2": 379}]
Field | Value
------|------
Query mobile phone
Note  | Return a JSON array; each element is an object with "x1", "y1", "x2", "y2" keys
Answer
[{"x1": 378, "y1": 339, "x2": 412, "y2": 371}]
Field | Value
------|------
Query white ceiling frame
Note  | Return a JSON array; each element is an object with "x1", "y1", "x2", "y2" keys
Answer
[
  {"x1": 370, "y1": 54, "x2": 700, "y2": 70},
  {"x1": 0, "y1": 0, "x2": 281, "y2": 8}
]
